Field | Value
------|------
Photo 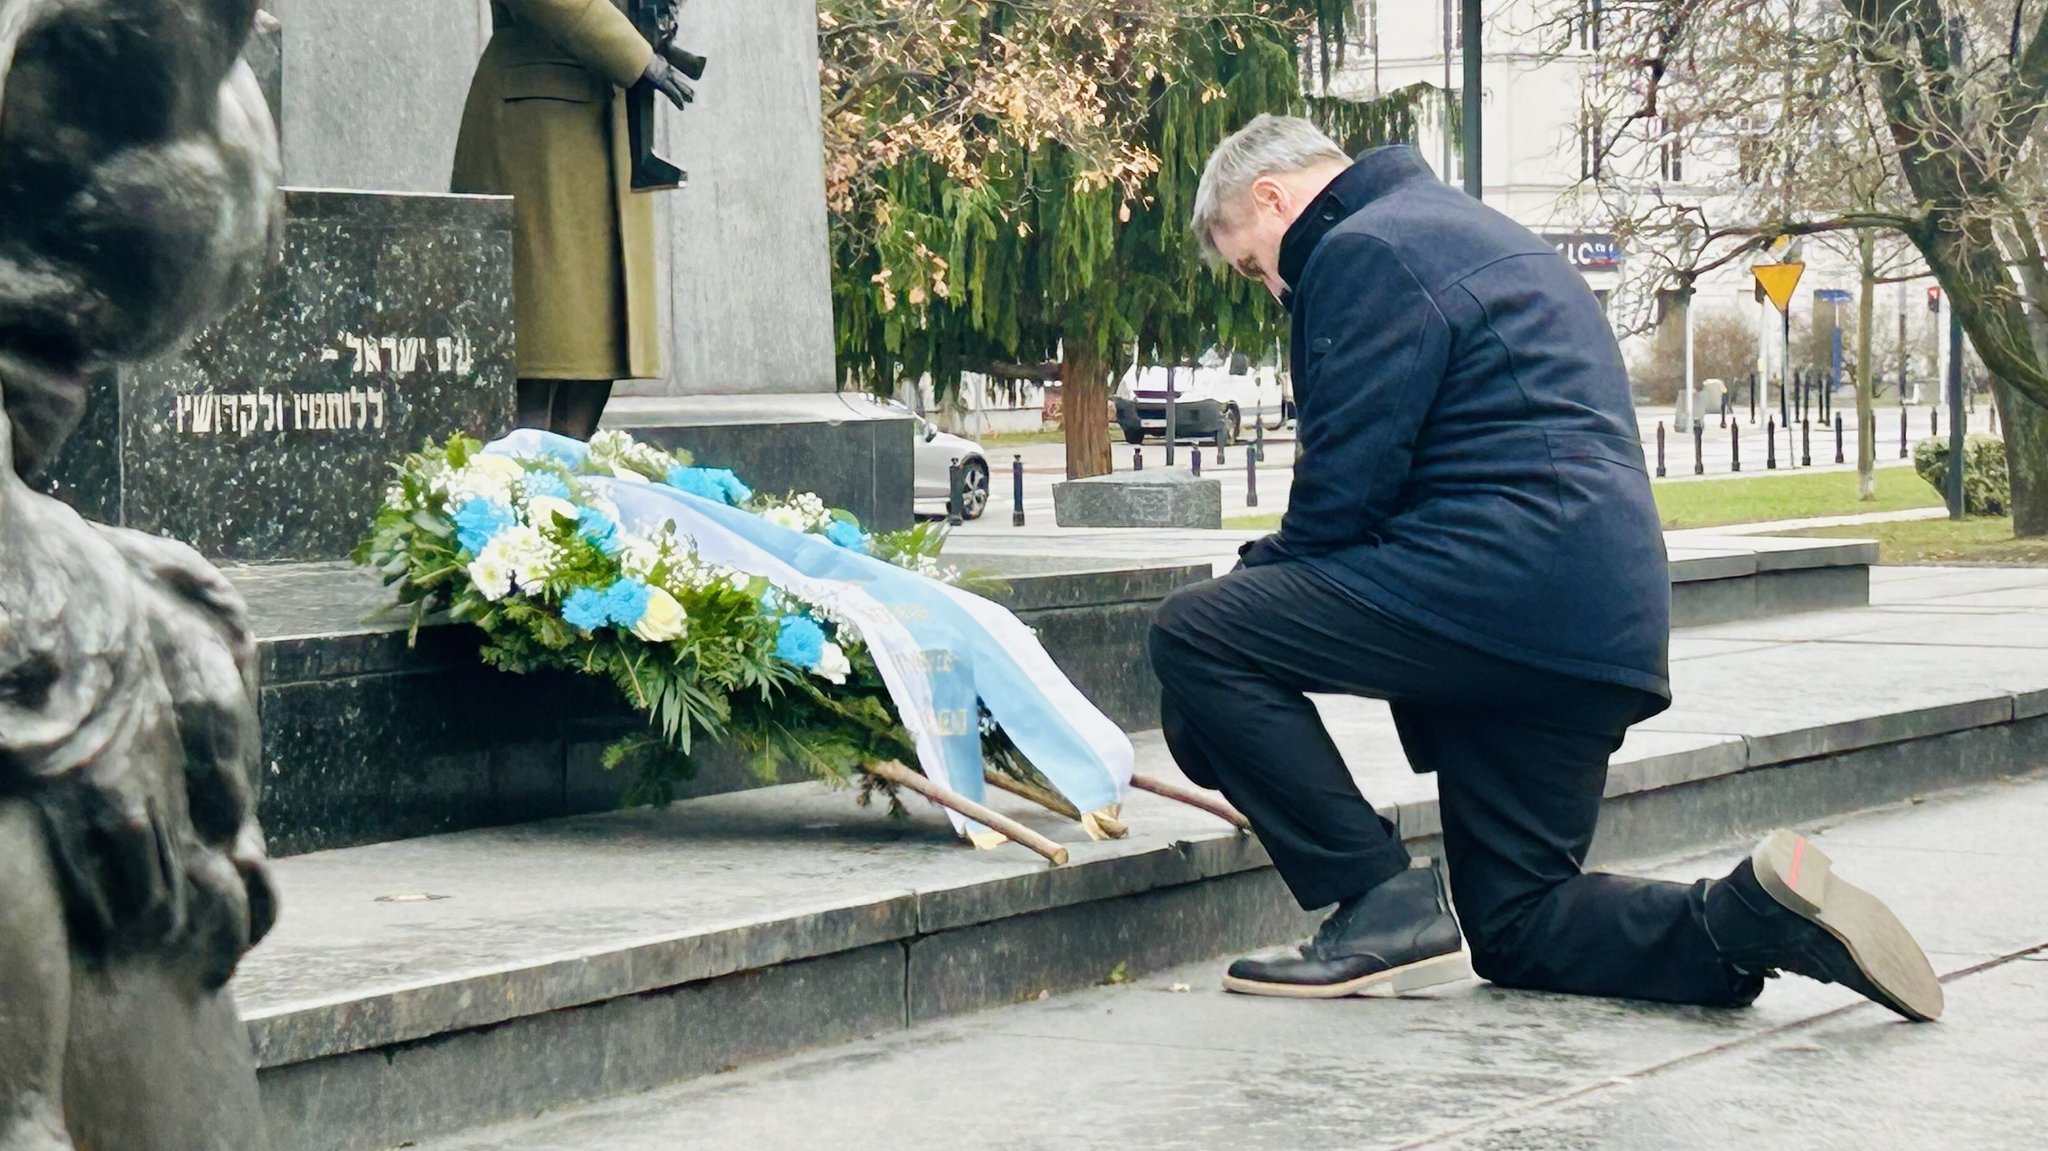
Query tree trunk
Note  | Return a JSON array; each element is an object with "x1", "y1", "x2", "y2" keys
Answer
[
  {"x1": 1856, "y1": 232, "x2": 1877, "y2": 501},
  {"x1": 1997, "y1": 383, "x2": 2048, "y2": 537},
  {"x1": 1060, "y1": 340, "x2": 1114, "y2": 480}
]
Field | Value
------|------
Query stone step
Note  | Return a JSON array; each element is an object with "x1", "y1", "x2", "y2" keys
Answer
[{"x1": 236, "y1": 566, "x2": 2048, "y2": 1151}]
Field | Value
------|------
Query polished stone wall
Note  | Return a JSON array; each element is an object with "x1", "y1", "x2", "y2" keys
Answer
[{"x1": 35, "y1": 190, "x2": 516, "y2": 562}]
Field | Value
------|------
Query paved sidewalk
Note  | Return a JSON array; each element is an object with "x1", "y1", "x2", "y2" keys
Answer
[{"x1": 423, "y1": 770, "x2": 2048, "y2": 1151}]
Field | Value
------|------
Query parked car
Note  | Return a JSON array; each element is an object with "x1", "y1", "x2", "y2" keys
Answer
[
  {"x1": 876, "y1": 401, "x2": 989, "y2": 520},
  {"x1": 1112, "y1": 348, "x2": 1288, "y2": 445}
]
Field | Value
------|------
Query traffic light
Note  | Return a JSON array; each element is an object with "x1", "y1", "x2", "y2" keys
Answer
[{"x1": 1927, "y1": 285, "x2": 1942, "y2": 312}]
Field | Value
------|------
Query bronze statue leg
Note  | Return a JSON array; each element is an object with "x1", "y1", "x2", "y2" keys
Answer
[
  {"x1": 0, "y1": 801, "x2": 74, "y2": 1151},
  {"x1": 514, "y1": 378, "x2": 558, "y2": 431},
  {"x1": 550, "y1": 379, "x2": 615, "y2": 441}
]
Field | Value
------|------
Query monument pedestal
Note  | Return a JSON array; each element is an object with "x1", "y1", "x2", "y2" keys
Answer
[
  {"x1": 36, "y1": 189, "x2": 515, "y2": 562},
  {"x1": 602, "y1": 394, "x2": 915, "y2": 531}
]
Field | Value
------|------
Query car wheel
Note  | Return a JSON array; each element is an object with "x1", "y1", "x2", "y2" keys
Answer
[
  {"x1": 955, "y1": 458, "x2": 991, "y2": 521},
  {"x1": 1222, "y1": 405, "x2": 1242, "y2": 446}
]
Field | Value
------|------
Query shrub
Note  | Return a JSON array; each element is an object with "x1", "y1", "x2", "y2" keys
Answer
[{"x1": 1914, "y1": 433, "x2": 2010, "y2": 516}]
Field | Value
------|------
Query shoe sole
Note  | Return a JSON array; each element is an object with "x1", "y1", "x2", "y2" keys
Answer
[
  {"x1": 1751, "y1": 829, "x2": 1944, "y2": 1022},
  {"x1": 1221, "y1": 950, "x2": 1474, "y2": 1000}
]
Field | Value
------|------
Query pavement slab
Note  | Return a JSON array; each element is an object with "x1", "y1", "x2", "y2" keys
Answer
[{"x1": 414, "y1": 774, "x2": 2048, "y2": 1151}]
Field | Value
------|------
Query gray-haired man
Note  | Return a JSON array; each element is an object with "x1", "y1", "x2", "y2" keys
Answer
[{"x1": 1147, "y1": 114, "x2": 1941, "y2": 1019}]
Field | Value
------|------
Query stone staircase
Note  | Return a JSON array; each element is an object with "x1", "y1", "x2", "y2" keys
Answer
[{"x1": 227, "y1": 539, "x2": 2048, "y2": 1151}]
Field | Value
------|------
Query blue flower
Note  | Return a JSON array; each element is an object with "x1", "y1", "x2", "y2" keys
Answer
[
  {"x1": 823, "y1": 520, "x2": 870, "y2": 554},
  {"x1": 775, "y1": 615, "x2": 827, "y2": 669},
  {"x1": 577, "y1": 506, "x2": 624, "y2": 556},
  {"x1": 602, "y1": 578, "x2": 652, "y2": 628},
  {"x1": 453, "y1": 498, "x2": 514, "y2": 554},
  {"x1": 562, "y1": 587, "x2": 608, "y2": 631},
  {"x1": 521, "y1": 472, "x2": 571, "y2": 500},
  {"x1": 666, "y1": 466, "x2": 755, "y2": 507}
]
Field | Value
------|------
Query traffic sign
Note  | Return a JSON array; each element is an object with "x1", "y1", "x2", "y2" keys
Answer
[
  {"x1": 1754, "y1": 262, "x2": 1806, "y2": 313},
  {"x1": 1814, "y1": 288, "x2": 1853, "y2": 304}
]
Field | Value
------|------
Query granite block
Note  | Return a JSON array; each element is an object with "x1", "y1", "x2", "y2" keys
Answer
[
  {"x1": 604, "y1": 396, "x2": 915, "y2": 531},
  {"x1": 258, "y1": 945, "x2": 908, "y2": 1151},
  {"x1": 1053, "y1": 471, "x2": 1224, "y2": 529},
  {"x1": 906, "y1": 869, "x2": 1317, "y2": 1023},
  {"x1": 36, "y1": 189, "x2": 516, "y2": 562}
]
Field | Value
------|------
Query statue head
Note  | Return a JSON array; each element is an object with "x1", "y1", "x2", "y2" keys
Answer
[{"x1": 0, "y1": 0, "x2": 283, "y2": 477}]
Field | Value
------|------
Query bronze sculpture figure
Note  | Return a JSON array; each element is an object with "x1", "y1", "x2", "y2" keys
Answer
[{"x1": 0, "y1": 0, "x2": 283, "y2": 1146}]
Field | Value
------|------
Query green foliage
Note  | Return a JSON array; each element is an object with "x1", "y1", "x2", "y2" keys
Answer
[
  {"x1": 825, "y1": 3, "x2": 1436, "y2": 399},
  {"x1": 1915, "y1": 434, "x2": 2012, "y2": 517}
]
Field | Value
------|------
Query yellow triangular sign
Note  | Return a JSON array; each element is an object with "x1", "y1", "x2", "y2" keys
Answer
[{"x1": 1754, "y1": 262, "x2": 1806, "y2": 313}]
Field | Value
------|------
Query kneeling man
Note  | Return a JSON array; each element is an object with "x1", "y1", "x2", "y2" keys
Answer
[{"x1": 1150, "y1": 115, "x2": 1941, "y2": 1020}]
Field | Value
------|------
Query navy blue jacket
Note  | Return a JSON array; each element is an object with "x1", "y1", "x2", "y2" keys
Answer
[{"x1": 1243, "y1": 146, "x2": 1671, "y2": 706}]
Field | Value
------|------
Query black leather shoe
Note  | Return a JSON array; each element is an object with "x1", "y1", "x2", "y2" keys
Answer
[
  {"x1": 1704, "y1": 830, "x2": 1943, "y2": 1022},
  {"x1": 1224, "y1": 865, "x2": 1469, "y2": 999}
]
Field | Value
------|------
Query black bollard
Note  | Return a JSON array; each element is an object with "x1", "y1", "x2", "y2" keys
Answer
[
  {"x1": 1750, "y1": 371, "x2": 1759, "y2": 422},
  {"x1": 1011, "y1": 454, "x2": 1026, "y2": 527},
  {"x1": 1254, "y1": 404, "x2": 1267, "y2": 463},
  {"x1": 1133, "y1": 445, "x2": 1144, "y2": 472},
  {"x1": 1732, "y1": 423, "x2": 1742, "y2": 472},
  {"x1": 947, "y1": 458, "x2": 964, "y2": 527},
  {"x1": 1767, "y1": 419, "x2": 1777, "y2": 469},
  {"x1": 1246, "y1": 452, "x2": 1259, "y2": 508},
  {"x1": 1721, "y1": 393, "x2": 1729, "y2": 428},
  {"x1": 1655, "y1": 422, "x2": 1667, "y2": 478},
  {"x1": 1801, "y1": 418, "x2": 1811, "y2": 468},
  {"x1": 1931, "y1": 407, "x2": 1939, "y2": 438},
  {"x1": 1694, "y1": 420, "x2": 1705, "y2": 475},
  {"x1": 1901, "y1": 408, "x2": 1909, "y2": 459},
  {"x1": 1214, "y1": 429, "x2": 1226, "y2": 466},
  {"x1": 1192, "y1": 444, "x2": 1202, "y2": 477},
  {"x1": 1834, "y1": 414, "x2": 1845, "y2": 465}
]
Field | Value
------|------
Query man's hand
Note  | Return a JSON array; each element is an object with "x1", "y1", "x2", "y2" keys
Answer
[
  {"x1": 638, "y1": 56, "x2": 694, "y2": 110},
  {"x1": 1237, "y1": 534, "x2": 1291, "y2": 570}
]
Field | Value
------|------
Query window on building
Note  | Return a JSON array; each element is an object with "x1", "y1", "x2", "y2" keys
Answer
[
  {"x1": 1658, "y1": 114, "x2": 1685, "y2": 183},
  {"x1": 1580, "y1": 107, "x2": 1606, "y2": 180},
  {"x1": 1576, "y1": 0, "x2": 1603, "y2": 51}
]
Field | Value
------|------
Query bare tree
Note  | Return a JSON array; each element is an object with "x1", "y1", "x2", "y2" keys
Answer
[{"x1": 1546, "y1": 0, "x2": 2048, "y2": 530}]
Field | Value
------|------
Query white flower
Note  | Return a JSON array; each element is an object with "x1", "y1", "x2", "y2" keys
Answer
[
  {"x1": 383, "y1": 484, "x2": 410, "y2": 510},
  {"x1": 618, "y1": 535, "x2": 665, "y2": 579},
  {"x1": 763, "y1": 507, "x2": 808, "y2": 534},
  {"x1": 630, "y1": 586, "x2": 689, "y2": 642},
  {"x1": 525, "y1": 495, "x2": 578, "y2": 526},
  {"x1": 467, "y1": 554, "x2": 513, "y2": 601},
  {"x1": 444, "y1": 454, "x2": 526, "y2": 505},
  {"x1": 813, "y1": 641, "x2": 852, "y2": 685},
  {"x1": 479, "y1": 525, "x2": 557, "y2": 590}
]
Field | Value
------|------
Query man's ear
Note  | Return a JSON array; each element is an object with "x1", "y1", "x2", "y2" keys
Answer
[{"x1": 1248, "y1": 174, "x2": 1288, "y2": 218}]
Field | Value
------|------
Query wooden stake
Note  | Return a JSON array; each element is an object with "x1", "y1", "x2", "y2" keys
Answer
[
  {"x1": 867, "y1": 761, "x2": 1070, "y2": 866},
  {"x1": 1130, "y1": 773, "x2": 1251, "y2": 831},
  {"x1": 983, "y1": 769, "x2": 1081, "y2": 819}
]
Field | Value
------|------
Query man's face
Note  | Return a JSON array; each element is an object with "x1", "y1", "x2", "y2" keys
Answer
[{"x1": 1209, "y1": 175, "x2": 1309, "y2": 303}]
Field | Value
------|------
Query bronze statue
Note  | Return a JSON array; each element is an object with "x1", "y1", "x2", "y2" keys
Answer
[
  {"x1": 0, "y1": 0, "x2": 283, "y2": 1146},
  {"x1": 452, "y1": 0, "x2": 702, "y2": 441}
]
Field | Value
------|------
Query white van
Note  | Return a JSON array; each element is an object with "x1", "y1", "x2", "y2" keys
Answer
[{"x1": 1112, "y1": 348, "x2": 1289, "y2": 445}]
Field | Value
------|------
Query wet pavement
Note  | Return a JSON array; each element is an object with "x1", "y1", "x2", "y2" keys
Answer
[{"x1": 423, "y1": 771, "x2": 2048, "y2": 1151}]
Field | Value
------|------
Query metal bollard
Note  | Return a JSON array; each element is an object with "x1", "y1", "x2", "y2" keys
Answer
[
  {"x1": 1214, "y1": 429, "x2": 1226, "y2": 466},
  {"x1": 1834, "y1": 414, "x2": 1845, "y2": 465},
  {"x1": 1749, "y1": 371, "x2": 1759, "y2": 422},
  {"x1": 1246, "y1": 452, "x2": 1259, "y2": 508},
  {"x1": 1767, "y1": 420, "x2": 1777, "y2": 469},
  {"x1": 1901, "y1": 408, "x2": 1909, "y2": 459},
  {"x1": 1931, "y1": 407, "x2": 1939, "y2": 438},
  {"x1": 1732, "y1": 423, "x2": 1741, "y2": 472},
  {"x1": 1801, "y1": 418, "x2": 1811, "y2": 468},
  {"x1": 1254, "y1": 404, "x2": 1267, "y2": 463},
  {"x1": 1721, "y1": 394, "x2": 1729, "y2": 428},
  {"x1": 1012, "y1": 454, "x2": 1026, "y2": 527},
  {"x1": 947, "y1": 458, "x2": 965, "y2": 527},
  {"x1": 1192, "y1": 444, "x2": 1202, "y2": 477},
  {"x1": 1694, "y1": 420, "x2": 1705, "y2": 475},
  {"x1": 1655, "y1": 422, "x2": 1667, "y2": 478},
  {"x1": 1133, "y1": 446, "x2": 1144, "y2": 472}
]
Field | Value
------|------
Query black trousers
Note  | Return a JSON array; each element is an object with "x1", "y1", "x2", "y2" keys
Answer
[{"x1": 1149, "y1": 561, "x2": 1752, "y2": 1008}]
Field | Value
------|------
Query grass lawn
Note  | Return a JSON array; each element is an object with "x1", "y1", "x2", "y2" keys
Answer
[
  {"x1": 1774, "y1": 518, "x2": 2048, "y2": 566},
  {"x1": 1223, "y1": 469, "x2": 1943, "y2": 533},
  {"x1": 981, "y1": 428, "x2": 1068, "y2": 448}
]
